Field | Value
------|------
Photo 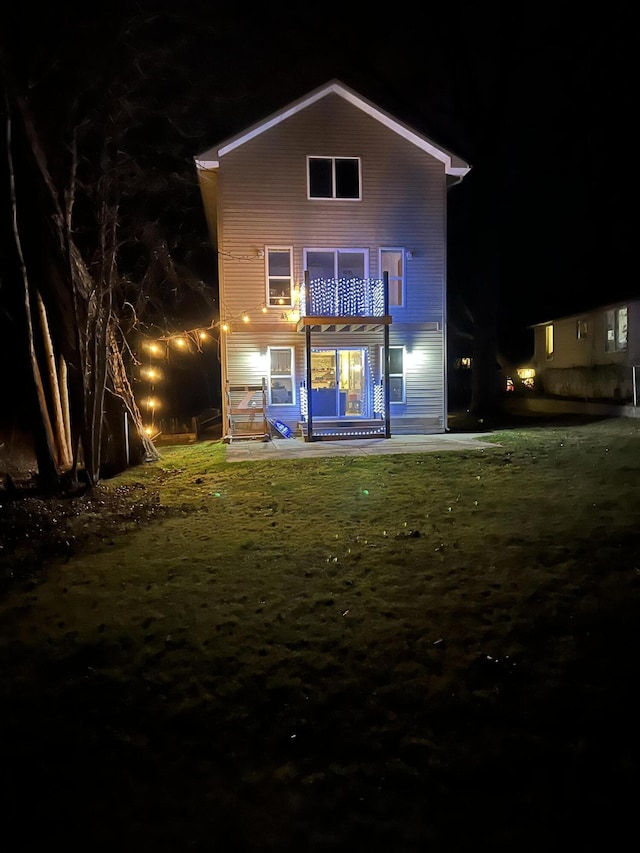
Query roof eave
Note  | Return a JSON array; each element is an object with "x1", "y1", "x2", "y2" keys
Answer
[{"x1": 194, "y1": 79, "x2": 471, "y2": 178}]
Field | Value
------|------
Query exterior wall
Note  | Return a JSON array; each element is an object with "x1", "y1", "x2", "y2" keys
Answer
[
  {"x1": 206, "y1": 92, "x2": 450, "y2": 434},
  {"x1": 533, "y1": 299, "x2": 640, "y2": 401}
]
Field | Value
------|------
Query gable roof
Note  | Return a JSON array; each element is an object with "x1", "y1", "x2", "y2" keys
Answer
[
  {"x1": 530, "y1": 295, "x2": 640, "y2": 328},
  {"x1": 195, "y1": 79, "x2": 471, "y2": 179}
]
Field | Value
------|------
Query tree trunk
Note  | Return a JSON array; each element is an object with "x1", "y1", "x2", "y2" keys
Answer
[
  {"x1": 58, "y1": 354, "x2": 73, "y2": 461},
  {"x1": 35, "y1": 289, "x2": 72, "y2": 468},
  {"x1": 5, "y1": 101, "x2": 59, "y2": 489}
]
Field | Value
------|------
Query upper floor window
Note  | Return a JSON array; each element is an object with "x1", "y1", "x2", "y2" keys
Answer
[
  {"x1": 545, "y1": 324, "x2": 554, "y2": 359},
  {"x1": 604, "y1": 307, "x2": 627, "y2": 352},
  {"x1": 268, "y1": 347, "x2": 295, "y2": 405},
  {"x1": 305, "y1": 249, "x2": 367, "y2": 281},
  {"x1": 380, "y1": 249, "x2": 405, "y2": 307},
  {"x1": 307, "y1": 157, "x2": 361, "y2": 200},
  {"x1": 266, "y1": 247, "x2": 293, "y2": 307},
  {"x1": 576, "y1": 318, "x2": 588, "y2": 340}
]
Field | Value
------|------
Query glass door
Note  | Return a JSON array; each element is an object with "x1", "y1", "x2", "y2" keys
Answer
[
  {"x1": 339, "y1": 349, "x2": 366, "y2": 416},
  {"x1": 310, "y1": 349, "x2": 366, "y2": 418},
  {"x1": 310, "y1": 350, "x2": 338, "y2": 417}
]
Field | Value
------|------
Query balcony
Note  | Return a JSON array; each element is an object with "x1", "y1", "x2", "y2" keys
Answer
[{"x1": 297, "y1": 277, "x2": 392, "y2": 333}]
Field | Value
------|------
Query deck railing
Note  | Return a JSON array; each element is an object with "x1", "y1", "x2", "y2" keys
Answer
[{"x1": 300, "y1": 278, "x2": 386, "y2": 318}]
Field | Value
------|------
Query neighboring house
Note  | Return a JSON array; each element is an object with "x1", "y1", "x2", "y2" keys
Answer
[
  {"x1": 194, "y1": 80, "x2": 470, "y2": 441},
  {"x1": 531, "y1": 297, "x2": 640, "y2": 402}
]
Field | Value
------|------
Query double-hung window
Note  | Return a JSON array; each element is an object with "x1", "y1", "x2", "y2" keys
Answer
[
  {"x1": 268, "y1": 347, "x2": 295, "y2": 405},
  {"x1": 380, "y1": 345, "x2": 405, "y2": 403},
  {"x1": 545, "y1": 325, "x2": 554, "y2": 359},
  {"x1": 307, "y1": 157, "x2": 361, "y2": 200},
  {"x1": 266, "y1": 247, "x2": 293, "y2": 307},
  {"x1": 380, "y1": 249, "x2": 405, "y2": 307},
  {"x1": 604, "y1": 307, "x2": 628, "y2": 352}
]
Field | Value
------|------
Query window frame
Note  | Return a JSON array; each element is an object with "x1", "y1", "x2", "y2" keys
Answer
[
  {"x1": 576, "y1": 318, "x2": 588, "y2": 340},
  {"x1": 379, "y1": 247, "x2": 406, "y2": 308},
  {"x1": 604, "y1": 307, "x2": 628, "y2": 353},
  {"x1": 267, "y1": 346, "x2": 296, "y2": 406},
  {"x1": 307, "y1": 156, "x2": 362, "y2": 201},
  {"x1": 265, "y1": 247, "x2": 294, "y2": 308},
  {"x1": 380, "y1": 344, "x2": 406, "y2": 404},
  {"x1": 545, "y1": 324, "x2": 554, "y2": 359},
  {"x1": 304, "y1": 248, "x2": 369, "y2": 281}
]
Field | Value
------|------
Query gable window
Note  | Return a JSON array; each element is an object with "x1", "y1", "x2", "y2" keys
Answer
[
  {"x1": 308, "y1": 157, "x2": 361, "y2": 200},
  {"x1": 577, "y1": 318, "x2": 588, "y2": 339},
  {"x1": 604, "y1": 307, "x2": 628, "y2": 352},
  {"x1": 545, "y1": 325, "x2": 554, "y2": 359},
  {"x1": 266, "y1": 247, "x2": 293, "y2": 307},
  {"x1": 380, "y1": 249, "x2": 405, "y2": 307},
  {"x1": 268, "y1": 347, "x2": 295, "y2": 405},
  {"x1": 381, "y1": 345, "x2": 405, "y2": 403}
]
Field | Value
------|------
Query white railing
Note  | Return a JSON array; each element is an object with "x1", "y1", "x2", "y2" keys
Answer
[{"x1": 300, "y1": 278, "x2": 386, "y2": 318}]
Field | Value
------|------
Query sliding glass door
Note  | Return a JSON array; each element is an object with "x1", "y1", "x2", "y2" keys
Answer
[{"x1": 310, "y1": 348, "x2": 367, "y2": 417}]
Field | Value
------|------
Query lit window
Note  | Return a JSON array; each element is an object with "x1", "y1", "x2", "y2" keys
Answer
[
  {"x1": 604, "y1": 307, "x2": 627, "y2": 352},
  {"x1": 308, "y1": 157, "x2": 361, "y2": 199},
  {"x1": 381, "y1": 345, "x2": 405, "y2": 403},
  {"x1": 268, "y1": 347, "x2": 295, "y2": 405},
  {"x1": 577, "y1": 318, "x2": 588, "y2": 339},
  {"x1": 545, "y1": 325, "x2": 554, "y2": 359},
  {"x1": 380, "y1": 249, "x2": 404, "y2": 307},
  {"x1": 266, "y1": 248, "x2": 293, "y2": 307}
]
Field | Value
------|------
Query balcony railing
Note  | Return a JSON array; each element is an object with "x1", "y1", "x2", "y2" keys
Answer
[{"x1": 300, "y1": 277, "x2": 386, "y2": 318}]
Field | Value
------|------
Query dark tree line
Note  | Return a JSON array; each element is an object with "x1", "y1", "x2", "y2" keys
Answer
[{"x1": 1, "y1": 4, "x2": 220, "y2": 490}]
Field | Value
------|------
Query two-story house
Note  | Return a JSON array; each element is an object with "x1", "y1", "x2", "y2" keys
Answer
[{"x1": 195, "y1": 80, "x2": 470, "y2": 441}]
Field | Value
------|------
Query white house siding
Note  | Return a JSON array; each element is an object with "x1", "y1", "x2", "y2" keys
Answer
[
  {"x1": 208, "y1": 92, "x2": 451, "y2": 435},
  {"x1": 216, "y1": 94, "x2": 446, "y2": 328}
]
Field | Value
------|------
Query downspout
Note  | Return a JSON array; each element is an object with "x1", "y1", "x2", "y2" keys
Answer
[{"x1": 443, "y1": 169, "x2": 469, "y2": 431}]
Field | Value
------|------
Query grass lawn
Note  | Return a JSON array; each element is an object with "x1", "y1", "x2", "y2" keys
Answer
[{"x1": 1, "y1": 416, "x2": 639, "y2": 851}]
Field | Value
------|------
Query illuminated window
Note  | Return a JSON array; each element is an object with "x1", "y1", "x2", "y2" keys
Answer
[
  {"x1": 577, "y1": 318, "x2": 588, "y2": 339},
  {"x1": 307, "y1": 157, "x2": 361, "y2": 199},
  {"x1": 266, "y1": 247, "x2": 293, "y2": 307},
  {"x1": 380, "y1": 249, "x2": 405, "y2": 307},
  {"x1": 545, "y1": 325, "x2": 554, "y2": 359},
  {"x1": 381, "y1": 345, "x2": 405, "y2": 403},
  {"x1": 604, "y1": 307, "x2": 627, "y2": 352},
  {"x1": 268, "y1": 347, "x2": 295, "y2": 405}
]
